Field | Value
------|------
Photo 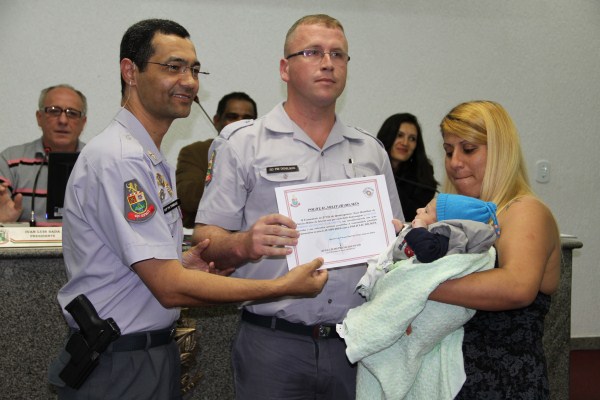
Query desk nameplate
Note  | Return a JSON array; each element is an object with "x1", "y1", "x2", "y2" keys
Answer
[{"x1": 0, "y1": 226, "x2": 62, "y2": 248}]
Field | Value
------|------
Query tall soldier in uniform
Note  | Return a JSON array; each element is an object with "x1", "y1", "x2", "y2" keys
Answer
[
  {"x1": 192, "y1": 14, "x2": 403, "y2": 400},
  {"x1": 49, "y1": 19, "x2": 327, "y2": 400}
]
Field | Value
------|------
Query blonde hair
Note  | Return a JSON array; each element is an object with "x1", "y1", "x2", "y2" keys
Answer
[
  {"x1": 284, "y1": 14, "x2": 345, "y2": 56},
  {"x1": 440, "y1": 100, "x2": 532, "y2": 212}
]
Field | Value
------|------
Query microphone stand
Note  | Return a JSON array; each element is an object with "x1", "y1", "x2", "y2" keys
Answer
[
  {"x1": 30, "y1": 148, "x2": 49, "y2": 227},
  {"x1": 395, "y1": 177, "x2": 439, "y2": 192},
  {"x1": 193, "y1": 96, "x2": 219, "y2": 134}
]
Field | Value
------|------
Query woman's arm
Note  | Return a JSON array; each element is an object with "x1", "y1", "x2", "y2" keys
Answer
[{"x1": 429, "y1": 196, "x2": 560, "y2": 311}]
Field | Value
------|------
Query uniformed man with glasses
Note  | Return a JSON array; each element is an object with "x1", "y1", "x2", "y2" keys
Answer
[
  {"x1": 192, "y1": 14, "x2": 402, "y2": 400},
  {"x1": 0, "y1": 84, "x2": 86, "y2": 224}
]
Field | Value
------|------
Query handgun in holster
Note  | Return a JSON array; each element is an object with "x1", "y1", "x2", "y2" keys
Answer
[{"x1": 59, "y1": 294, "x2": 121, "y2": 389}]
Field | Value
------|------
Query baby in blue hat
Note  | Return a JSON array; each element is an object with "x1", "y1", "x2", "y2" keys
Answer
[
  {"x1": 429, "y1": 193, "x2": 500, "y2": 232},
  {"x1": 356, "y1": 193, "x2": 499, "y2": 298},
  {"x1": 394, "y1": 194, "x2": 499, "y2": 263}
]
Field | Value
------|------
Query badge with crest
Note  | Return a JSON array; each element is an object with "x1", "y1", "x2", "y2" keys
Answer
[{"x1": 124, "y1": 179, "x2": 156, "y2": 222}]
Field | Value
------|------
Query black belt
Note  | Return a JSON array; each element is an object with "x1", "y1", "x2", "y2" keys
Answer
[
  {"x1": 241, "y1": 310, "x2": 340, "y2": 340},
  {"x1": 109, "y1": 326, "x2": 175, "y2": 352}
]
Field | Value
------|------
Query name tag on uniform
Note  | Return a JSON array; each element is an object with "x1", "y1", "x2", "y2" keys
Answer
[
  {"x1": 266, "y1": 165, "x2": 299, "y2": 174},
  {"x1": 163, "y1": 199, "x2": 181, "y2": 214}
]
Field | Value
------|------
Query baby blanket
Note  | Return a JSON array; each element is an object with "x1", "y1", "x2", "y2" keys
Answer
[{"x1": 340, "y1": 247, "x2": 495, "y2": 400}]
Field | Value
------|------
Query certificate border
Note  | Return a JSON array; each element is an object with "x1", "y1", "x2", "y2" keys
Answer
[{"x1": 280, "y1": 177, "x2": 393, "y2": 268}]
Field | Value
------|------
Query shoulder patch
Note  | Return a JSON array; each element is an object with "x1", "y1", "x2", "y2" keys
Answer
[{"x1": 124, "y1": 179, "x2": 156, "y2": 222}]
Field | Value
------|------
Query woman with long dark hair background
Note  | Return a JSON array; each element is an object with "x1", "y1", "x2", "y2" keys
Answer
[{"x1": 376, "y1": 113, "x2": 438, "y2": 221}]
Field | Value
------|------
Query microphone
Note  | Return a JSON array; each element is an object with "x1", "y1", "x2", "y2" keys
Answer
[
  {"x1": 30, "y1": 147, "x2": 50, "y2": 227},
  {"x1": 193, "y1": 96, "x2": 219, "y2": 133}
]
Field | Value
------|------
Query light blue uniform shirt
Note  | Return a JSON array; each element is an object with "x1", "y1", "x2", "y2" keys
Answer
[
  {"x1": 58, "y1": 108, "x2": 182, "y2": 334},
  {"x1": 197, "y1": 102, "x2": 403, "y2": 325}
]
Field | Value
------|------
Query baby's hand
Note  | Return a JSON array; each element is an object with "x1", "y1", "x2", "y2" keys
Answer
[
  {"x1": 391, "y1": 219, "x2": 405, "y2": 234},
  {"x1": 411, "y1": 218, "x2": 427, "y2": 229}
]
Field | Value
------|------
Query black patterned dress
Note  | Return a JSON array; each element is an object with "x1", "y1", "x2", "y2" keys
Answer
[{"x1": 455, "y1": 290, "x2": 551, "y2": 400}]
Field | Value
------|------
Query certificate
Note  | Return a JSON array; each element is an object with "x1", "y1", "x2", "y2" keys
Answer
[{"x1": 275, "y1": 175, "x2": 396, "y2": 269}]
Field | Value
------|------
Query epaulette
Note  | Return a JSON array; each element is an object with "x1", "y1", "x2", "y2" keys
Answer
[
  {"x1": 219, "y1": 119, "x2": 255, "y2": 140},
  {"x1": 351, "y1": 126, "x2": 385, "y2": 148},
  {"x1": 120, "y1": 132, "x2": 145, "y2": 159},
  {"x1": 353, "y1": 126, "x2": 372, "y2": 136}
]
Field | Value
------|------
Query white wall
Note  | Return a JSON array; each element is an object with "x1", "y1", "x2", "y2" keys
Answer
[{"x1": 1, "y1": 0, "x2": 598, "y2": 337}]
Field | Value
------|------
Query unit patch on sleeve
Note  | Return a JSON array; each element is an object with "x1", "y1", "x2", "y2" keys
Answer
[{"x1": 124, "y1": 179, "x2": 156, "y2": 222}]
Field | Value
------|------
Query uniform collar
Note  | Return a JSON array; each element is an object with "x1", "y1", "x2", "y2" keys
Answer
[
  {"x1": 115, "y1": 107, "x2": 164, "y2": 166},
  {"x1": 265, "y1": 102, "x2": 364, "y2": 149}
]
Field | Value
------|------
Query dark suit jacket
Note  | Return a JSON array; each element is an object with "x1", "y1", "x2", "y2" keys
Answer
[{"x1": 176, "y1": 139, "x2": 213, "y2": 228}]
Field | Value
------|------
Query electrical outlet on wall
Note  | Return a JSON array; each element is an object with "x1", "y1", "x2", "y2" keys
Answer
[{"x1": 535, "y1": 160, "x2": 550, "y2": 183}]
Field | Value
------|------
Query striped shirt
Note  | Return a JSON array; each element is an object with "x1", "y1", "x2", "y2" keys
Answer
[{"x1": 0, "y1": 138, "x2": 83, "y2": 225}]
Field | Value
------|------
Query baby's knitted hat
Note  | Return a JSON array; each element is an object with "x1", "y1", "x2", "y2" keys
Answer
[{"x1": 436, "y1": 193, "x2": 500, "y2": 235}]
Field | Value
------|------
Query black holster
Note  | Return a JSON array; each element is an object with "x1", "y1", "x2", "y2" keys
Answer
[{"x1": 58, "y1": 294, "x2": 121, "y2": 389}]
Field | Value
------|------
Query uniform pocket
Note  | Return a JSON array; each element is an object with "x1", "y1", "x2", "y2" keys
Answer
[{"x1": 343, "y1": 163, "x2": 378, "y2": 178}]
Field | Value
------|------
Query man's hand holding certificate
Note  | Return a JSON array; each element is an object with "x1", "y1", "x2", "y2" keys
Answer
[{"x1": 275, "y1": 175, "x2": 396, "y2": 269}]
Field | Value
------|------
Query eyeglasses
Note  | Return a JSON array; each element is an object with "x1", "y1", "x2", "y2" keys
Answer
[
  {"x1": 286, "y1": 49, "x2": 350, "y2": 64},
  {"x1": 146, "y1": 62, "x2": 210, "y2": 79},
  {"x1": 42, "y1": 106, "x2": 84, "y2": 119}
]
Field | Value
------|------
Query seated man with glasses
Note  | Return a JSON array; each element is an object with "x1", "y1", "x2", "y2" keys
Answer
[{"x1": 0, "y1": 84, "x2": 87, "y2": 224}]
